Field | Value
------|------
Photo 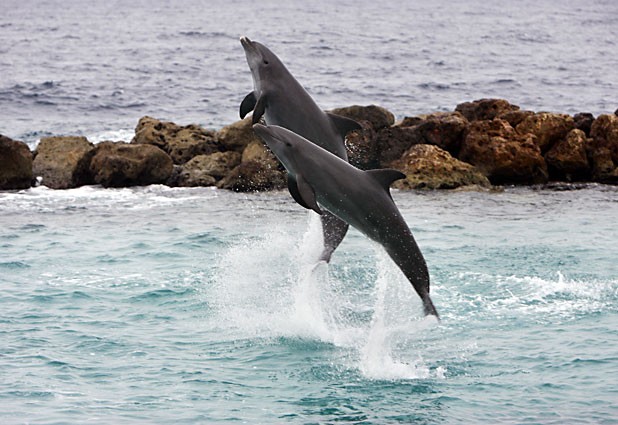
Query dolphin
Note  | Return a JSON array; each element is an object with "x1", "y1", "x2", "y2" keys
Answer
[
  {"x1": 253, "y1": 124, "x2": 439, "y2": 318},
  {"x1": 240, "y1": 36, "x2": 361, "y2": 263}
]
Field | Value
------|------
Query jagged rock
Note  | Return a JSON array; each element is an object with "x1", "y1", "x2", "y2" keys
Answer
[
  {"x1": 374, "y1": 126, "x2": 424, "y2": 166},
  {"x1": 391, "y1": 144, "x2": 490, "y2": 190},
  {"x1": 32, "y1": 136, "x2": 93, "y2": 189},
  {"x1": 345, "y1": 122, "x2": 379, "y2": 170},
  {"x1": 216, "y1": 116, "x2": 261, "y2": 153},
  {"x1": 516, "y1": 112, "x2": 575, "y2": 153},
  {"x1": 0, "y1": 135, "x2": 33, "y2": 190},
  {"x1": 241, "y1": 140, "x2": 279, "y2": 168},
  {"x1": 168, "y1": 151, "x2": 241, "y2": 187},
  {"x1": 498, "y1": 110, "x2": 535, "y2": 127},
  {"x1": 89, "y1": 141, "x2": 173, "y2": 188},
  {"x1": 408, "y1": 112, "x2": 469, "y2": 156},
  {"x1": 589, "y1": 114, "x2": 618, "y2": 182},
  {"x1": 217, "y1": 160, "x2": 285, "y2": 192},
  {"x1": 573, "y1": 112, "x2": 595, "y2": 136},
  {"x1": 132, "y1": 116, "x2": 221, "y2": 164},
  {"x1": 329, "y1": 104, "x2": 395, "y2": 130},
  {"x1": 459, "y1": 119, "x2": 548, "y2": 185},
  {"x1": 455, "y1": 98, "x2": 520, "y2": 122},
  {"x1": 544, "y1": 129, "x2": 590, "y2": 181}
]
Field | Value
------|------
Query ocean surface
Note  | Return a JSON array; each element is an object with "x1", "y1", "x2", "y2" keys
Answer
[{"x1": 2, "y1": 1, "x2": 618, "y2": 424}]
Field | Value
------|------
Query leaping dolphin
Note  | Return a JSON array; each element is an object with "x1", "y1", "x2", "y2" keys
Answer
[
  {"x1": 253, "y1": 124, "x2": 439, "y2": 318},
  {"x1": 240, "y1": 36, "x2": 361, "y2": 263}
]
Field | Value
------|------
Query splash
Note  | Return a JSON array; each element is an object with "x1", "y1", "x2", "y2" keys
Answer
[{"x1": 209, "y1": 214, "x2": 443, "y2": 380}]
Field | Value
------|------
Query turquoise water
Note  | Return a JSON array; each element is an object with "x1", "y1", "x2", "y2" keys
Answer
[{"x1": 1, "y1": 185, "x2": 617, "y2": 424}]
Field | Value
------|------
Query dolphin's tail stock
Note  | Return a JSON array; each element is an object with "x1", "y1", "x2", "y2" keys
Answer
[
  {"x1": 422, "y1": 295, "x2": 440, "y2": 319},
  {"x1": 318, "y1": 212, "x2": 349, "y2": 263}
]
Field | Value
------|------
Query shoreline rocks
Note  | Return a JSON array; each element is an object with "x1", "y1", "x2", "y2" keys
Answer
[{"x1": 1, "y1": 99, "x2": 617, "y2": 192}]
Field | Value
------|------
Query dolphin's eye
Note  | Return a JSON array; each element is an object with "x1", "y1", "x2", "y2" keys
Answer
[
  {"x1": 263, "y1": 60, "x2": 269, "y2": 65},
  {"x1": 285, "y1": 142, "x2": 292, "y2": 147}
]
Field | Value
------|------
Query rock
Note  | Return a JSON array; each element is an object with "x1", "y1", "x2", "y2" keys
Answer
[
  {"x1": 345, "y1": 122, "x2": 379, "y2": 170},
  {"x1": 455, "y1": 98, "x2": 520, "y2": 122},
  {"x1": 0, "y1": 135, "x2": 33, "y2": 190},
  {"x1": 410, "y1": 112, "x2": 470, "y2": 155},
  {"x1": 329, "y1": 105, "x2": 395, "y2": 130},
  {"x1": 32, "y1": 136, "x2": 93, "y2": 189},
  {"x1": 573, "y1": 112, "x2": 595, "y2": 136},
  {"x1": 459, "y1": 119, "x2": 548, "y2": 185},
  {"x1": 589, "y1": 114, "x2": 618, "y2": 182},
  {"x1": 391, "y1": 144, "x2": 490, "y2": 190},
  {"x1": 216, "y1": 116, "x2": 261, "y2": 153},
  {"x1": 132, "y1": 116, "x2": 221, "y2": 164},
  {"x1": 544, "y1": 129, "x2": 590, "y2": 181},
  {"x1": 217, "y1": 161, "x2": 286, "y2": 192},
  {"x1": 89, "y1": 141, "x2": 173, "y2": 188},
  {"x1": 374, "y1": 126, "x2": 424, "y2": 166},
  {"x1": 498, "y1": 110, "x2": 535, "y2": 127},
  {"x1": 241, "y1": 140, "x2": 279, "y2": 168},
  {"x1": 515, "y1": 112, "x2": 575, "y2": 153},
  {"x1": 167, "y1": 151, "x2": 241, "y2": 187}
]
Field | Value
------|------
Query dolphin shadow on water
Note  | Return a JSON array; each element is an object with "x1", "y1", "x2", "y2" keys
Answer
[
  {"x1": 239, "y1": 36, "x2": 361, "y2": 263},
  {"x1": 252, "y1": 124, "x2": 439, "y2": 318}
]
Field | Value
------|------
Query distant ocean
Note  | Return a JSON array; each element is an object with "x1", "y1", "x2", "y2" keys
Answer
[{"x1": 1, "y1": 1, "x2": 618, "y2": 424}]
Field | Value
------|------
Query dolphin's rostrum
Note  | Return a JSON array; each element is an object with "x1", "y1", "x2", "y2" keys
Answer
[
  {"x1": 240, "y1": 36, "x2": 361, "y2": 263},
  {"x1": 253, "y1": 124, "x2": 439, "y2": 318}
]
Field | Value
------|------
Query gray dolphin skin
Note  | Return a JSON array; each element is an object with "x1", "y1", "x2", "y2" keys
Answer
[
  {"x1": 253, "y1": 124, "x2": 439, "y2": 318},
  {"x1": 240, "y1": 36, "x2": 361, "y2": 263}
]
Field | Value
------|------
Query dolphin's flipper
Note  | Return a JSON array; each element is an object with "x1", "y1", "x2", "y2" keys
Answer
[
  {"x1": 240, "y1": 92, "x2": 257, "y2": 119},
  {"x1": 319, "y1": 212, "x2": 349, "y2": 263},
  {"x1": 326, "y1": 112, "x2": 362, "y2": 139},
  {"x1": 290, "y1": 174, "x2": 322, "y2": 215},
  {"x1": 252, "y1": 95, "x2": 268, "y2": 124}
]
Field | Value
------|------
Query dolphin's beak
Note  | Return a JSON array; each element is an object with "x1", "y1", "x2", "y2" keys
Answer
[
  {"x1": 252, "y1": 123, "x2": 271, "y2": 140},
  {"x1": 240, "y1": 36, "x2": 252, "y2": 50}
]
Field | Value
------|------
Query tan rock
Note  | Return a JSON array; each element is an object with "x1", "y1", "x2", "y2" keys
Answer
[
  {"x1": 391, "y1": 144, "x2": 490, "y2": 190},
  {"x1": 329, "y1": 104, "x2": 395, "y2": 130},
  {"x1": 516, "y1": 112, "x2": 575, "y2": 153},
  {"x1": 33, "y1": 136, "x2": 93, "y2": 189},
  {"x1": 0, "y1": 135, "x2": 33, "y2": 190},
  {"x1": 216, "y1": 116, "x2": 261, "y2": 153},
  {"x1": 459, "y1": 119, "x2": 548, "y2": 185},
  {"x1": 455, "y1": 98, "x2": 520, "y2": 122},
  {"x1": 544, "y1": 129, "x2": 590, "y2": 181},
  {"x1": 132, "y1": 116, "x2": 220, "y2": 164},
  {"x1": 89, "y1": 142, "x2": 173, "y2": 188}
]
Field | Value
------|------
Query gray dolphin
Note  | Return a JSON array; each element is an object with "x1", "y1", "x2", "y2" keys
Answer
[
  {"x1": 240, "y1": 36, "x2": 361, "y2": 263},
  {"x1": 253, "y1": 124, "x2": 439, "y2": 318}
]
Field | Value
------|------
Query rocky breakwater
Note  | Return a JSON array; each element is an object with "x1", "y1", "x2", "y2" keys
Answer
[{"x1": 1, "y1": 99, "x2": 617, "y2": 192}]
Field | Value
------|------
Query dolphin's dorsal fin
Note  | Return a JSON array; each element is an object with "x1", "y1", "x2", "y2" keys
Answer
[
  {"x1": 366, "y1": 169, "x2": 406, "y2": 192},
  {"x1": 326, "y1": 112, "x2": 362, "y2": 138},
  {"x1": 240, "y1": 92, "x2": 257, "y2": 119},
  {"x1": 288, "y1": 174, "x2": 322, "y2": 215}
]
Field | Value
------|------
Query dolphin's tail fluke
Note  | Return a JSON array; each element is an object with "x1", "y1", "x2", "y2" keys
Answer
[{"x1": 422, "y1": 296, "x2": 440, "y2": 319}]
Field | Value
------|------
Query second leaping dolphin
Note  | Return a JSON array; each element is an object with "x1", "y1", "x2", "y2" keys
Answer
[
  {"x1": 240, "y1": 36, "x2": 361, "y2": 263},
  {"x1": 253, "y1": 124, "x2": 439, "y2": 318}
]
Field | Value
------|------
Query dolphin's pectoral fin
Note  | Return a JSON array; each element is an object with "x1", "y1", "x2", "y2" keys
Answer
[
  {"x1": 240, "y1": 92, "x2": 257, "y2": 119},
  {"x1": 288, "y1": 175, "x2": 311, "y2": 210},
  {"x1": 366, "y1": 169, "x2": 406, "y2": 193},
  {"x1": 288, "y1": 174, "x2": 322, "y2": 215},
  {"x1": 252, "y1": 95, "x2": 268, "y2": 124},
  {"x1": 326, "y1": 112, "x2": 362, "y2": 138}
]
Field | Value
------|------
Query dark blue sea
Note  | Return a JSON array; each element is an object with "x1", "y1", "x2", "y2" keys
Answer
[{"x1": 1, "y1": 1, "x2": 618, "y2": 424}]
